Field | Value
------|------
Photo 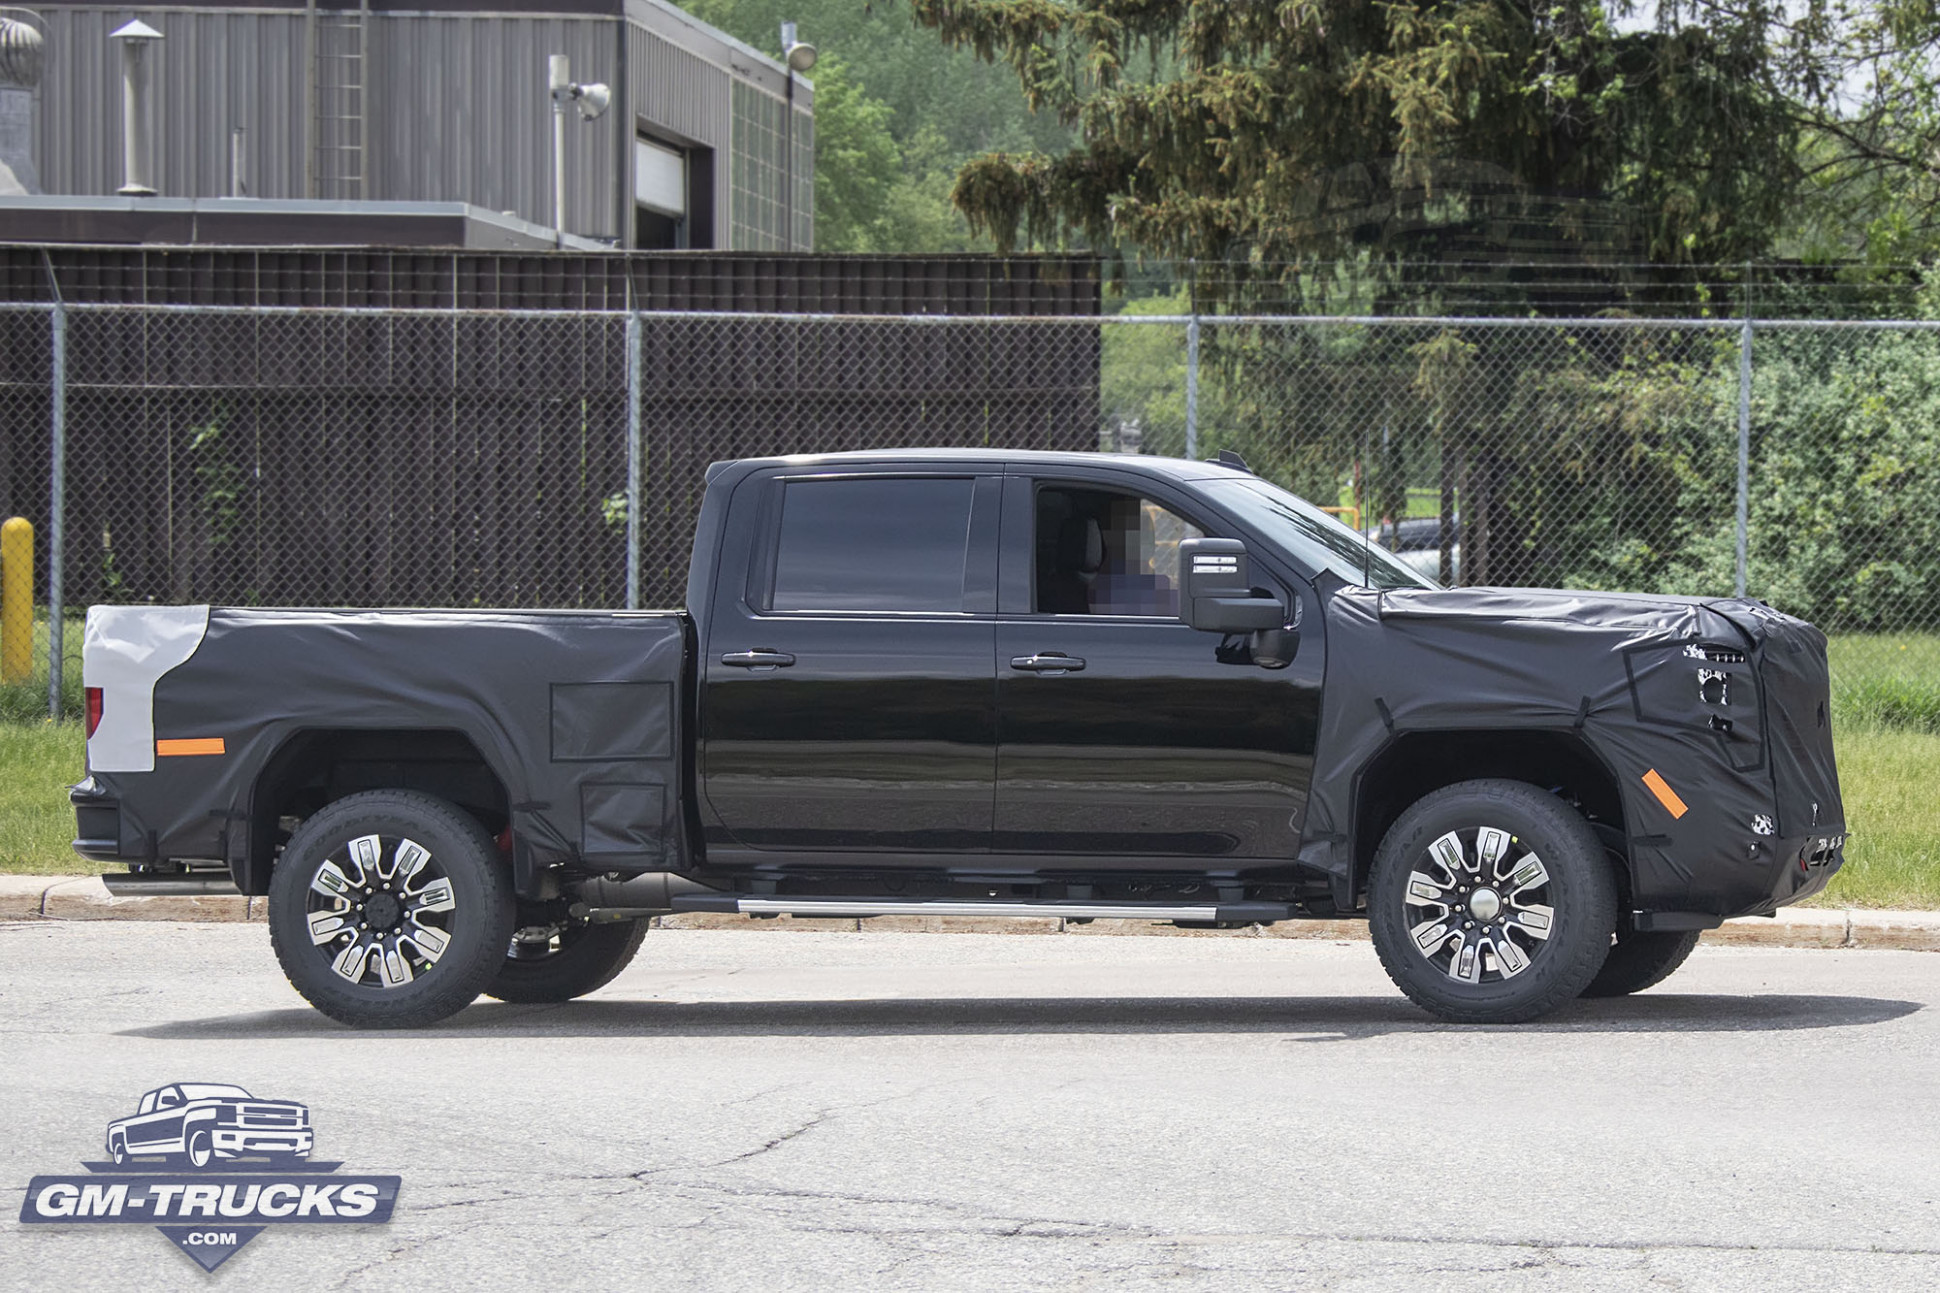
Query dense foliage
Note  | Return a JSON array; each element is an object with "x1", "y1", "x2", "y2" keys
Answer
[
  {"x1": 685, "y1": 0, "x2": 1073, "y2": 251},
  {"x1": 907, "y1": 1, "x2": 1799, "y2": 275}
]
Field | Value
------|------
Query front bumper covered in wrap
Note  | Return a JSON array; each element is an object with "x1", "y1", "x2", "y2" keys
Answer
[{"x1": 1298, "y1": 588, "x2": 1844, "y2": 918}]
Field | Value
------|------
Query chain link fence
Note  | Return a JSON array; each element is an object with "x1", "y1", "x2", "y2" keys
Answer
[{"x1": 2, "y1": 303, "x2": 1937, "y2": 736}]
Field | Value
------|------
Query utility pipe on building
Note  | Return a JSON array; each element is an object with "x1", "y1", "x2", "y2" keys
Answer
[{"x1": 111, "y1": 19, "x2": 161, "y2": 196}]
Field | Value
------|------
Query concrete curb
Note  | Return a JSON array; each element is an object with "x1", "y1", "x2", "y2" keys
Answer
[
  {"x1": 6, "y1": 875, "x2": 1940, "y2": 950},
  {"x1": 0, "y1": 875, "x2": 264, "y2": 924}
]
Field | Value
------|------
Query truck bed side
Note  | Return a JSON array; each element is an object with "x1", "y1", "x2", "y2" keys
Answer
[{"x1": 80, "y1": 606, "x2": 691, "y2": 895}]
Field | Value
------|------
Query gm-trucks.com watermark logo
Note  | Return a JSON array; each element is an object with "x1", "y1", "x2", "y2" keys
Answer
[{"x1": 18, "y1": 1082, "x2": 400, "y2": 1271}]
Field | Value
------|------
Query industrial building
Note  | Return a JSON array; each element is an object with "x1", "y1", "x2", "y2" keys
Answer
[{"x1": 0, "y1": 0, "x2": 814, "y2": 250}]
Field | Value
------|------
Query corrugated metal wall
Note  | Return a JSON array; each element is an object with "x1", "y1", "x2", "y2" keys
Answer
[
  {"x1": 370, "y1": 15, "x2": 618, "y2": 237},
  {"x1": 627, "y1": 19, "x2": 730, "y2": 244},
  {"x1": 35, "y1": 8, "x2": 310, "y2": 200},
  {"x1": 26, "y1": 4, "x2": 809, "y2": 249}
]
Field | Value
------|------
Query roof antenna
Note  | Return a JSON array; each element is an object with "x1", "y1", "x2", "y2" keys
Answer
[{"x1": 1213, "y1": 449, "x2": 1250, "y2": 472}]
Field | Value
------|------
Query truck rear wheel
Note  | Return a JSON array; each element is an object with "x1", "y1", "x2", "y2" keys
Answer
[
  {"x1": 484, "y1": 918, "x2": 647, "y2": 1003},
  {"x1": 1368, "y1": 779, "x2": 1618, "y2": 1024},
  {"x1": 268, "y1": 790, "x2": 515, "y2": 1029},
  {"x1": 1581, "y1": 926, "x2": 1702, "y2": 998}
]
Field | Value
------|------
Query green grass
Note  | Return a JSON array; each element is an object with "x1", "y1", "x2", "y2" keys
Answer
[
  {"x1": 0, "y1": 614, "x2": 84, "y2": 724},
  {"x1": 1814, "y1": 724, "x2": 1940, "y2": 909},
  {"x1": 0, "y1": 719, "x2": 88, "y2": 875},
  {"x1": 2, "y1": 623, "x2": 1935, "y2": 907},
  {"x1": 1335, "y1": 485, "x2": 1448, "y2": 524}
]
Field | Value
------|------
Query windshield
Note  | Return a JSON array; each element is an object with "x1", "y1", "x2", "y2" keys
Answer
[
  {"x1": 1199, "y1": 478, "x2": 1438, "y2": 591},
  {"x1": 176, "y1": 1084, "x2": 252, "y2": 1101}
]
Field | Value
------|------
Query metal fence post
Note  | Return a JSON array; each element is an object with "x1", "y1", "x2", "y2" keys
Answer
[
  {"x1": 1184, "y1": 310, "x2": 1200, "y2": 461},
  {"x1": 47, "y1": 298, "x2": 66, "y2": 720},
  {"x1": 1735, "y1": 318, "x2": 1752, "y2": 599},
  {"x1": 625, "y1": 310, "x2": 642, "y2": 610}
]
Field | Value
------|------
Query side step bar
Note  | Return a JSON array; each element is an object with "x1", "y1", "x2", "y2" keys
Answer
[
  {"x1": 101, "y1": 873, "x2": 242, "y2": 897},
  {"x1": 669, "y1": 894, "x2": 1295, "y2": 923}
]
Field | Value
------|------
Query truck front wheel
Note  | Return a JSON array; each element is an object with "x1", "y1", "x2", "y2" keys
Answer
[
  {"x1": 1368, "y1": 779, "x2": 1618, "y2": 1024},
  {"x1": 268, "y1": 790, "x2": 515, "y2": 1029},
  {"x1": 484, "y1": 917, "x2": 647, "y2": 1003}
]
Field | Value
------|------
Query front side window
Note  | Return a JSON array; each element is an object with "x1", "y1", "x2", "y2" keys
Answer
[
  {"x1": 1034, "y1": 486, "x2": 1204, "y2": 617},
  {"x1": 769, "y1": 477, "x2": 975, "y2": 613}
]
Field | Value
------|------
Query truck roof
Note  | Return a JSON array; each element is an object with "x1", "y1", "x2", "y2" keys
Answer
[{"x1": 708, "y1": 448, "x2": 1255, "y2": 484}]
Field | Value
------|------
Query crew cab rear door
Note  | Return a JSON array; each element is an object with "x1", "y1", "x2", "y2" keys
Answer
[
  {"x1": 700, "y1": 466, "x2": 1002, "y2": 859},
  {"x1": 992, "y1": 468, "x2": 1323, "y2": 862}
]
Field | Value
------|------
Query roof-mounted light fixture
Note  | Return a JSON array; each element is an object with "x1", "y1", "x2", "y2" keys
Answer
[{"x1": 547, "y1": 53, "x2": 610, "y2": 247}]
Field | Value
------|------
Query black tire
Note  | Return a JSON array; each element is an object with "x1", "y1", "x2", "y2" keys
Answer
[
  {"x1": 269, "y1": 790, "x2": 515, "y2": 1029},
  {"x1": 484, "y1": 919, "x2": 648, "y2": 1003},
  {"x1": 1369, "y1": 779, "x2": 1618, "y2": 1025},
  {"x1": 108, "y1": 1134, "x2": 128, "y2": 1166},
  {"x1": 186, "y1": 1129, "x2": 213, "y2": 1169},
  {"x1": 1581, "y1": 926, "x2": 1702, "y2": 998}
]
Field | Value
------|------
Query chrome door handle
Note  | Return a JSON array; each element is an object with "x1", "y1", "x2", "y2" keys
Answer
[
  {"x1": 1010, "y1": 653, "x2": 1085, "y2": 674},
  {"x1": 720, "y1": 649, "x2": 796, "y2": 670}
]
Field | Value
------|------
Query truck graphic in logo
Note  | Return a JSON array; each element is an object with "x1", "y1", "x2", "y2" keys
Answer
[
  {"x1": 19, "y1": 1081, "x2": 398, "y2": 1272},
  {"x1": 105, "y1": 1083, "x2": 315, "y2": 1168}
]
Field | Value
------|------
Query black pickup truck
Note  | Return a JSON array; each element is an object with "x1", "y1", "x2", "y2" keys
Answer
[{"x1": 72, "y1": 450, "x2": 1845, "y2": 1027}]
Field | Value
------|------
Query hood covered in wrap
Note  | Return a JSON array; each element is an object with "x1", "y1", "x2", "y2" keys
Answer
[{"x1": 1297, "y1": 585, "x2": 1844, "y2": 917}]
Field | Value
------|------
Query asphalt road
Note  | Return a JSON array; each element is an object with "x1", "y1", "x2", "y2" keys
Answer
[{"x1": 3, "y1": 921, "x2": 1938, "y2": 1292}]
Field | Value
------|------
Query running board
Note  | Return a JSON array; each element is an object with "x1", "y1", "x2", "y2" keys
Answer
[
  {"x1": 102, "y1": 873, "x2": 241, "y2": 897},
  {"x1": 669, "y1": 894, "x2": 1294, "y2": 923}
]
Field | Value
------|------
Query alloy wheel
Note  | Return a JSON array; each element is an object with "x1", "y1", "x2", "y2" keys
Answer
[
  {"x1": 303, "y1": 833, "x2": 458, "y2": 990},
  {"x1": 1402, "y1": 826, "x2": 1556, "y2": 985}
]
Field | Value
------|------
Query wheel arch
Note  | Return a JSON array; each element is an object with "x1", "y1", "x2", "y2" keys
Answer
[
  {"x1": 1349, "y1": 728, "x2": 1631, "y2": 908},
  {"x1": 237, "y1": 728, "x2": 514, "y2": 896}
]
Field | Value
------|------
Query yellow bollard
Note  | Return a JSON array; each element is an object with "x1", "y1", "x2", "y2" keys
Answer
[{"x1": 1, "y1": 516, "x2": 31, "y2": 683}]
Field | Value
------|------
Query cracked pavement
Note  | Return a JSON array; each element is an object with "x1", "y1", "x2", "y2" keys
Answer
[{"x1": 3, "y1": 921, "x2": 1939, "y2": 1290}]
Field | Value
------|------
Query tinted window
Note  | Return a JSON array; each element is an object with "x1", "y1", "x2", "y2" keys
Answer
[
  {"x1": 770, "y1": 478, "x2": 975, "y2": 612},
  {"x1": 1034, "y1": 486, "x2": 1204, "y2": 616}
]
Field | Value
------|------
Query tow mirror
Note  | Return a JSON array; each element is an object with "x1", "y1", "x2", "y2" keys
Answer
[{"x1": 1179, "y1": 538, "x2": 1286, "y2": 633}]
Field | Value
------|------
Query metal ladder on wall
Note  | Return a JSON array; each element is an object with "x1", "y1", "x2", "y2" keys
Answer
[{"x1": 310, "y1": 0, "x2": 368, "y2": 199}]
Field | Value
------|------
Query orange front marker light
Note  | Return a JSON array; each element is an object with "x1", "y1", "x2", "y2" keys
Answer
[
  {"x1": 156, "y1": 738, "x2": 225, "y2": 757},
  {"x1": 1641, "y1": 768, "x2": 1688, "y2": 820}
]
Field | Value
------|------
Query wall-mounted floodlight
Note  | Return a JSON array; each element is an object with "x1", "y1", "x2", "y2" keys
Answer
[{"x1": 548, "y1": 53, "x2": 611, "y2": 246}]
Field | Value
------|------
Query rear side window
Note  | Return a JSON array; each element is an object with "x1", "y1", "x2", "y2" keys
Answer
[{"x1": 769, "y1": 477, "x2": 975, "y2": 612}]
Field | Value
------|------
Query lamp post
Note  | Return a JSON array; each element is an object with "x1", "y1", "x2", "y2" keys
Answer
[
  {"x1": 547, "y1": 53, "x2": 611, "y2": 247},
  {"x1": 779, "y1": 21, "x2": 816, "y2": 251}
]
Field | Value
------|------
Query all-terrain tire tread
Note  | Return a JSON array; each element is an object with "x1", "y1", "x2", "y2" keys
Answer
[
  {"x1": 483, "y1": 919, "x2": 648, "y2": 1003},
  {"x1": 268, "y1": 789, "x2": 514, "y2": 1029},
  {"x1": 1368, "y1": 778, "x2": 1619, "y2": 1025},
  {"x1": 1580, "y1": 928, "x2": 1703, "y2": 998}
]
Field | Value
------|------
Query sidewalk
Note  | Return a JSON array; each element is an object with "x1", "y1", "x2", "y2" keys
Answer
[{"x1": 5, "y1": 874, "x2": 1939, "y2": 950}]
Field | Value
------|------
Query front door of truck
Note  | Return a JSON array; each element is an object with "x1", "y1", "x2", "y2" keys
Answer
[
  {"x1": 700, "y1": 468, "x2": 1001, "y2": 859},
  {"x1": 992, "y1": 473, "x2": 1323, "y2": 863}
]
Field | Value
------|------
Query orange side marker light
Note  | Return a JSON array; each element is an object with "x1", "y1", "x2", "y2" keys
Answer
[
  {"x1": 156, "y1": 738, "x2": 225, "y2": 757},
  {"x1": 1641, "y1": 768, "x2": 1688, "y2": 819}
]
